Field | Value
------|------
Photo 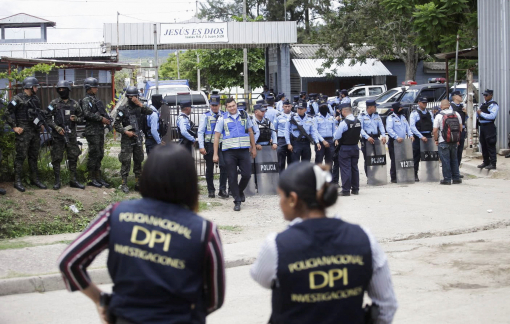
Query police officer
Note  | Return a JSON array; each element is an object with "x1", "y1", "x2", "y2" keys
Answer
[
  {"x1": 198, "y1": 95, "x2": 228, "y2": 198},
  {"x1": 410, "y1": 97, "x2": 434, "y2": 181},
  {"x1": 264, "y1": 95, "x2": 278, "y2": 123},
  {"x1": 113, "y1": 86, "x2": 153, "y2": 193},
  {"x1": 477, "y1": 89, "x2": 499, "y2": 170},
  {"x1": 253, "y1": 105, "x2": 278, "y2": 150},
  {"x1": 276, "y1": 93, "x2": 286, "y2": 112},
  {"x1": 176, "y1": 101, "x2": 196, "y2": 153},
  {"x1": 237, "y1": 101, "x2": 247, "y2": 111},
  {"x1": 262, "y1": 85, "x2": 271, "y2": 99},
  {"x1": 213, "y1": 98, "x2": 257, "y2": 211},
  {"x1": 250, "y1": 162, "x2": 398, "y2": 324},
  {"x1": 285, "y1": 100, "x2": 319, "y2": 163},
  {"x1": 359, "y1": 100, "x2": 387, "y2": 175},
  {"x1": 450, "y1": 90, "x2": 467, "y2": 168},
  {"x1": 340, "y1": 89, "x2": 351, "y2": 104},
  {"x1": 313, "y1": 99, "x2": 337, "y2": 167},
  {"x1": 45, "y1": 80, "x2": 85, "y2": 190},
  {"x1": 274, "y1": 99, "x2": 293, "y2": 172},
  {"x1": 307, "y1": 93, "x2": 318, "y2": 116},
  {"x1": 387, "y1": 102, "x2": 414, "y2": 183},
  {"x1": 144, "y1": 94, "x2": 163, "y2": 155},
  {"x1": 81, "y1": 77, "x2": 111, "y2": 188},
  {"x1": 58, "y1": 144, "x2": 225, "y2": 324},
  {"x1": 334, "y1": 106, "x2": 361, "y2": 196},
  {"x1": 6, "y1": 76, "x2": 47, "y2": 192},
  {"x1": 299, "y1": 91, "x2": 307, "y2": 104}
]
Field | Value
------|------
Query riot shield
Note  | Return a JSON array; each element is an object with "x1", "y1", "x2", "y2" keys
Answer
[
  {"x1": 418, "y1": 140, "x2": 440, "y2": 182},
  {"x1": 254, "y1": 146, "x2": 279, "y2": 195},
  {"x1": 238, "y1": 162, "x2": 257, "y2": 196},
  {"x1": 394, "y1": 139, "x2": 415, "y2": 184},
  {"x1": 365, "y1": 139, "x2": 388, "y2": 186}
]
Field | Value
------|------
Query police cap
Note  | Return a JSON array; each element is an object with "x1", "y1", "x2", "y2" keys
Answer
[
  {"x1": 266, "y1": 95, "x2": 275, "y2": 104},
  {"x1": 237, "y1": 101, "x2": 247, "y2": 110},
  {"x1": 256, "y1": 99, "x2": 265, "y2": 105},
  {"x1": 180, "y1": 101, "x2": 192, "y2": 109},
  {"x1": 254, "y1": 104, "x2": 267, "y2": 111},
  {"x1": 365, "y1": 99, "x2": 378, "y2": 107},
  {"x1": 391, "y1": 102, "x2": 403, "y2": 110},
  {"x1": 340, "y1": 89, "x2": 348, "y2": 96},
  {"x1": 210, "y1": 95, "x2": 221, "y2": 106},
  {"x1": 282, "y1": 99, "x2": 291, "y2": 105},
  {"x1": 297, "y1": 100, "x2": 307, "y2": 109},
  {"x1": 418, "y1": 96, "x2": 428, "y2": 103},
  {"x1": 482, "y1": 89, "x2": 493, "y2": 96},
  {"x1": 450, "y1": 91, "x2": 461, "y2": 98},
  {"x1": 293, "y1": 95, "x2": 299, "y2": 102}
]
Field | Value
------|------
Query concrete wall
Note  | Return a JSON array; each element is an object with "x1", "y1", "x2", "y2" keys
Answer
[{"x1": 382, "y1": 60, "x2": 446, "y2": 85}]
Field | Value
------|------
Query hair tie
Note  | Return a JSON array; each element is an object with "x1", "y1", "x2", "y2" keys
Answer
[{"x1": 313, "y1": 165, "x2": 332, "y2": 191}]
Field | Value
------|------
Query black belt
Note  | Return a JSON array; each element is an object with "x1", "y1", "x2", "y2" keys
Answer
[
  {"x1": 297, "y1": 137, "x2": 309, "y2": 142},
  {"x1": 323, "y1": 137, "x2": 333, "y2": 140},
  {"x1": 480, "y1": 121, "x2": 495, "y2": 126},
  {"x1": 367, "y1": 134, "x2": 380, "y2": 139},
  {"x1": 278, "y1": 136, "x2": 285, "y2": 138}
]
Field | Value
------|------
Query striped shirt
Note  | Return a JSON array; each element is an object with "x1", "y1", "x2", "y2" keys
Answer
[
  {"x1": 250, "y1": 216, "x2": 398, "y2": 324},
  {"x1": 57, "y1": 202, "x2": 226, "y2": 314}
]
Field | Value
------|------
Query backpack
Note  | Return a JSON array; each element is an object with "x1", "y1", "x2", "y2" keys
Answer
[{"x1": 440, "y1": 111, "x2": 461, "y2": 143}]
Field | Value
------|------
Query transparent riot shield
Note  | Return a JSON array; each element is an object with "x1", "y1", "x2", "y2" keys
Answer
[
  {"x1": 394, "y1": 138, "x2": 415, "y2": 184},
  {"x1": 418, "y1": 139, "x2": 440, "y2": 182},
  {"x1": 365, "y1": 139, "x2": 388, "y2": 186},
  {"x1": 254, "y1": 146, "x2": 279, "y2": 195}
]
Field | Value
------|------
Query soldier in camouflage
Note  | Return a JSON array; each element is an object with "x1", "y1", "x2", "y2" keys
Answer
[
  {"x1": 5, "y1": 77, "x2": 48, "y2": 192},
  {"x1": 113, "y1": 86, "x2": 153, "y2": 193},
  {"x1": 81, "y1": 77, "x2": 111, "y2": 188},
  {"x1": 45, "y1": 81, "x2": 85, "y2": 190}
]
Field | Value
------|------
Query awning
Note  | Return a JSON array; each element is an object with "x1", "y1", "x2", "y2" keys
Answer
[
  {"x1": 434, "y1": 47, "x2": 478, "y2": 60},
  {"x1": 1, "y1": 56, "x2": 140, "y2": 70},
  {"x1": 292, "y1": 59, "x2": 391, "y2": 78}
]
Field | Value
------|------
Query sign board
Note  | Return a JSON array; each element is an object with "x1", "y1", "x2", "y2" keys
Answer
[{"x1": 160, "y1": 23, "x2": 228, "y2": 44}]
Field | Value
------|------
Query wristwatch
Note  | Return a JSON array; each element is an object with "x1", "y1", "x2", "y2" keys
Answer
[{"x1": 99, "y1": 292, "x2": 111, "y2": 307}]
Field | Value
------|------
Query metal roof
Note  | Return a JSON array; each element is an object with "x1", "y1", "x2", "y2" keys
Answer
[
  {"x1": 0, "y1": 13, "x2": 56, "y2": 27},
  {"x1": 290, "y1": 44, "x2": 371, "y2": 59},
  {"x1": 292, "y1": 59, "x2": 392, "y2": 78},
  {"x1": 1, "y1": 56, "x2": 139, "y2": 70},
  {"x1": 434, "y1": 47, "x2": 478, "y2": 60},
  {"x1": 103, "y1": 21, "x2": 297, "y2": 49},
  {"x1": 423, "y1": 62, "x2": 446, "y2": 71},
  {"x1": 0, "y1": 42, "x2": 114, "y2": 60}
]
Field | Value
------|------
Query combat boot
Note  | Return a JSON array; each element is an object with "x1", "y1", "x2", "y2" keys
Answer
[
  {"x1": 0, "y1": 188, "x2": 6, "y2": 195},
  {"x1": 121, "y1": 177, "x2": 130, "y2": 194},
  {"x1": 98, "y1": 171, "x2": 111, "y2": 188},
  {"x1": 218, "y1": 189, "x2": 229, "y2": 198},
  {"x1": 134, "y1": 176, "x2": 140, "y2": 192},
  {"x1": 13, "y1": 172, "x2": 25, "y2": 192},
  {"x1": 53, "y1": 169, "x2": 61, "y2": 190},
  {"x1": 30, "y1": 172, "x2": 47, "y2": 189},
  {"x1": 88, "y1": 171, "x2": 102, "y2": 188},
  {"x1": 69, "y1": 173, "x2": 85, "y2": 190}
]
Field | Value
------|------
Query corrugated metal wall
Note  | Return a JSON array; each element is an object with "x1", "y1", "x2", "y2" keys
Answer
[{"x1": 478, "y1": 0, "x2": 510, "y2": 150}]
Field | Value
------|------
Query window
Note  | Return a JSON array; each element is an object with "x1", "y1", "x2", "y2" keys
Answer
[
  {"x1": 350, "y1": 88, "x2": 366, "y2": 97},
  {"x1": 433, "y1": 87, "x2": 446, "y2": 101},
  {"x1": 58, "y1": 69, "x2": 75, "y2": 82},
  {"x1": 369, "y1": 87, "x2": 383, "y2": 96},
  {"x1": 419, "y1": 89, "x2": 436, "y2": 102},
  {"x1": 400, "y1": 89, "x2": 419, "y2": 103},
  {"x1": 376, "y1": 90, "x2": 398, "y2": 103}
]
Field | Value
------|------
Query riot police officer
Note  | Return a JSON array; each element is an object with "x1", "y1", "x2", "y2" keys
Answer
[
  {"x1": 387, "y1": 102, "x2": 414, "y2": 183},
  {"x1": 81, "y1": 77, "x2": 111, "y2": 188},
  {"x1": 334, "y1": 106, "x2": 362, "y2": 196},
  {"x1": 340, "y1": 89, "x2": 351, "y2": 104},
  {"x1": 359, "y1": 100, "x2": 387, "y2": 175},
  {"x1": 285, "y1": 100, "x2": 319, "y2": 163},
  {"x1": 250, "y1": 162, "x2": 397, "y2": 324},
  {"x1": 252, "y1": 104, "x2": 277, "y2": 150},
  {"x1": 113, "y1": 86, "x2": 153, "y2": 193},
  {"x1": 276, "y1": 93, "x2": 286, "y2": 112},
  {"x1": 410, "y1": 97, "x2": 434, "y2": 181},
  {"x1": 6, "y1": 76, "x2": 47, "y2": 192},
  {"x1": 477, "y1": 89, "x2": 499, "y2": 170},
  {"x1": 313, "y1": 99, "x2": 337, "y2": 167},
  {"x1": 58, "y1": 144, "x2": 225, "y2": 324},
  {"x1": 274, "y1": 99, "x2": 293, "y2": 172},
  {"x1": 213, "y1": 98, "x2": 257, "y2": 211},
  {"x1": 176, "y1": 101, "x2": 196, "y2": 153},
  {"x1": 45, "y1": 80, "x2": 85, "y2": 190},
  {"x1": 198, "y1": 95, "x2": 228, "y2": 198},
  {"x1": 307, "y1": 93, "x2": 318, "y2": 116},
  {"x1": 264, "y1": 95, "x2": 278, "y2": 123}
]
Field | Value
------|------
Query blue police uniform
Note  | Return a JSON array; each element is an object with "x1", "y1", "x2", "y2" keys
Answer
[
  {"x1": 285, "y1": 112, "x2": 317, "y2": 163},
  {"x1": 274, "y1": 111, "x2": 293, "y2": 172},
  {"x1": 313, "y1": 112, "x2": 337, "y2": 165},
  {"x1": 198, "y1": 101, "x2": 228, "y2": 195},
  {"x1": 270, "y1": 217, "x2": 373, "y2": 324},
  {"x1": 341, "y1": 96, "x2": 351, "y2": 104},
  {"x1": 145, "y1": 105, "x2": 162, "y2": 155},
  {"x1": 265, "y1": 105, "x2": 278, "y2": 124},
  {"x1": 253, "y1": 115, "x2": 277, "y2": 146},
  {"x1": 177, "y1": 104, "x2": 195, "y2": 152},
  {"x1": 214, "y1": 110, "x2": 254, "y2": 204},
  {"x1": 307, "y1": 100, "x2": 318, "y2": 116},
  {"x1": 410, "y1": 107, "x2": 434, "y2": 176},
  {"x1": 386, "y1": 111, "x2": 413, "y2": 182},
  {"x1": 477, "y1": 92, "x2": 499, "y2": 167},
  {"x1": 334, "y1": 114, "x2": 362, "y2": 194},
  {"x1": 359, "y1": 111, "x2": 386, "y2": 174}
]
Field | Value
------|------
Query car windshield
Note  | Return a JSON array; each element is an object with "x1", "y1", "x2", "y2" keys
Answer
[
  {"x1": 400, "y1": 89, "x2": 419, "y2": 103},
  {"x1": 449, "y1": 88, "x2": 467, "y2": 101},
  {"x1": 376, "y1": 89, "x2": 398, "y2": 103}
]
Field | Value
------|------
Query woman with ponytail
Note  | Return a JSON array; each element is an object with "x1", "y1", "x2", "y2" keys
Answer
[{"x1": 250, "y1": 162, "x2": 397, "y2": 324}]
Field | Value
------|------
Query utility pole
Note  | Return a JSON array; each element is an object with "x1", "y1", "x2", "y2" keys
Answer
[
  {"x1": 116, "y1": 12, "x2": 120, "y2": 62},
  {"x1": 176, "y1": 51, "x2": 180, "y2": 79},
  {"x1": 466, "y1": 69, "x2": 474, "y2": 153},
  {"x1": 453, "y1": 34, "x2": 460, "y2": 91},
  {"x1": 243, "y1": 0, "x2": 249, "y2": 109},
  {"x1": 153, "y1": 24, "x2": 159, "y2": 94},
  {"x1": 197, "y1": 52, "x2": 201, "y2": 91}
]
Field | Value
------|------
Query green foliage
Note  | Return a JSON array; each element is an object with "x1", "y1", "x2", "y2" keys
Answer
[{"x1": 0, "y1": 63, "x2": 58, "y2": 83}]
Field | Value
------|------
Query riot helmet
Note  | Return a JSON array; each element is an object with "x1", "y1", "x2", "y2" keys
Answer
[
  {"x1": 23, "y1": 77, "x2": 39, "y2": 89},
  {"x1": 125, "y1": 86, "x2": 139, "y2": 97},
  {"x1": 56, "y1": 80, "x2": 72, "y2": 99},
  {"x1": 83, "y1": 77, "x2": 99, "y2": 90},
  {"x1": 56, "y1": 80, "x2": 72, "y2": 91}
]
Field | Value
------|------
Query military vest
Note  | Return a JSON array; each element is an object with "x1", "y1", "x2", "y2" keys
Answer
[
  {"x1": 340, "y1": 118, "x2": 362, "y2": 145},
  {"x1": 107, "y1": 198, "x2": 209, "y2": 324},
  {"x1": 479, "y1": 100, "x2": 497, "y2": 121},
  {"x1": 48, "y1": 99, "x2": 80, "y2": 135},
  {"x1": 271, "y1": 218, "x2": 373, "y2": 324},
  {"x1": 255, "y1": 116, "x2": 273, "y2": 144},
  {"x1": 10, "y1": 93, "x2": 38, "y2": 127},
  {"x1": 415, "y1": 110, "x2": 433, "y2": 132}
]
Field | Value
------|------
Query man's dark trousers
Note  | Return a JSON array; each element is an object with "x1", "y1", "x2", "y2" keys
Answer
[
  {"x1": 413, "y1": 133, "x2": 432, "y2": 174},
  {"x1": 291, "y1": 139, "x2": 312, "y2": 163},
  {"x1": 315, "y1": 138, "x2": 334, "y2": 164},
  {"x1": 223, "y1": 148, "x2": 251, "y2": 203},
  {"x1": 277, "y1": 137, "x2": 292, "y2": 173},
  {"x1": 479, "y1": 123, "x2": 497, "y2": 166},
  {"x1": 204, "y1": 142, "x2": 227, "y2": 192},
  {"x1": 457, "y1": 128, "x2": 466, "y2": 166},
  {"x1": 145, "y1": 137, "x2": 157, "y2": 155},
  {"x1": 388, "y1": 138, "x2": 396, "y2": 181},
  {"x1": 338, "y1": 145, "x2": 360, "y2": 193}
]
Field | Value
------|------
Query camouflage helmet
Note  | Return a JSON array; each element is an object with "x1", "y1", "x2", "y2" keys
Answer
[
  {"x1": 56, "y1": 80, "x2": 72, "y2": 91},
  {"x1": 83, "y1": 77, "x2": 99, "y2": 90},
  {"x1": 125, "y1": 86, "x2": 139, "y2": 96},
  {"x1": 22, "y1": 76, "x2": 39, "y2": 89}
]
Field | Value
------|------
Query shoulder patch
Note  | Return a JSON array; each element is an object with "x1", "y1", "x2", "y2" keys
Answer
[
  {"x1": 48, "y1": 105, "x2": 54, "y2": 111},
  {"x1": 10, "y1": 100, "x2": 17, "y2": 106},
  {"x1": 118, "y1": 111, "x2": 123, "y2": 117},
  {"x1": 89, "y1": 102, "x2": 92, "y2": 107}
]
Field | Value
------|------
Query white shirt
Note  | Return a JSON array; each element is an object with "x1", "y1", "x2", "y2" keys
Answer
[
  {"x1": 250, "y1": 216, "x2": 398, "y2": 324},
  {"x1": 433, "y1": 109, "x2": 463, "y2": 143}
]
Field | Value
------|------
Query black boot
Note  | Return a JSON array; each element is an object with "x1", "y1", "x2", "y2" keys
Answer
[
  {"x1": 415, "y1": 173, "x2": 420, "y2": 182},
  {"x1": 53, "y1": 168, "x2": 61, "y2": 190},
  {"x1": 88, "y1": 171, "x2": 102, "y2": 188},
  {"x1": 13, "y1": 170, "x2": 25, "y2": 192},
  {"x1": 218, "y1": 189, "x2": 228, "y2": 198},
  {"x1": 208, "y1": 190, "x2": 215, "y2": 198},
  {"x1": 30, "y1": 171, "x2": 47, "y2": 189},
  {"x1": 233, "y1": 202, "x2": 241, "y2": 211},
  {"x1": 134, "y1": 176, "x2": 140, "y2": 192},
  {"x1": 69, "y1": 164, "x2": 85, "y2": 189},
  {"x1": 477, "y1": 162, "x2": 489, "y2": 169},
  {"x1": 121, "y1": 177, "x2": 129, "y2": 194},
  {"x1": 485, "y1": 165, "x2": 496, "y2": 170},
  {"x1": 98, "y1": 171, "x2": 111, "y2": 188}
]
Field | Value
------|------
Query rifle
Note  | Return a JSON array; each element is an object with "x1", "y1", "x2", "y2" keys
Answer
[
  {"x1": 59, "y1": 108, "x2": 71, "y2": 145},
  {"x1": 27, "y1": 98, "x2": 52, "y2": 141},
  {"x1": 95, "y1": 99, "x2": 113, "y2": 133},
  {"x1": 128, "y1": 114, "x2": 143, "y2": 147},
  {"x1": 289, "y1": 116, "x2": 315, "y2": 144}
]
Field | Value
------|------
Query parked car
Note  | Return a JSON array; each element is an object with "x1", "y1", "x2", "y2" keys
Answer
[
  {"x1": 356, "y1": 86, "x2": 408, "y2": 115},
  {"x1": 348, "y1": 84, "x2": 387, "y2": 98}
]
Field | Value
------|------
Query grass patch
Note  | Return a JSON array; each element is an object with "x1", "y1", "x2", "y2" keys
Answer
[
  {"x1": 0, "y1": 240, "x2": 34, "y2": 250},
  {"x1": 198, "y1": 201, "x2": 223, "y2": 211},
  {"x1": 218, "y1": 225, "x2": 242, "y2": 232}
]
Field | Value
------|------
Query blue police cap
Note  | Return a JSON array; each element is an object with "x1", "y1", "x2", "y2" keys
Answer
[
  {"x1": 300, "y1": 91, "x2": 307, "y2": 96},
  {"x1": 391, "y1": 102, "x2": 403, "y2": 110},
  {"x1": 319, "y1": 97, "x2": 328, "y2": 107},
  {"x1": 365, "y1": 99, "x2": 378, "y2": 107},
  {"x1": 482, "y1": 89, "x2": 493, "y2": 95},
  {"x1": 254, "y1": 104, "x2": 266, "y2": 111},
  {"x1": 180, "y1": 101, "x2": 192, "y2": 108},
  {"x1": 209, "y1": 95, "x2": 220, "y2": 105},
  {"x1": 338, "y1": 103, "x2": 351, "y2": 110},
  {"x1": 418, "y1": 96, "x2": 428, "y2": 103},
  {"x1": 266, "y1": 95, "x2": 275, "y2": 102},
  {"x1": 293, "y1": 95, "x2": 299, "y2": 102},
  {"x1": 256, "y1": 99, "x2": 265, "y2": 105},
  {"x1": 237, "y1": 101, "x2": 246, "y2": 109},
  {"x1": 297, "y1": 100, "x2": 307, "y2": 109},
  {"x1": 282, "y1": 99, "x2": 291, "y2": 105},
  {"x1": 341, "y1": 89, "x2": 348, "y2": 95}
]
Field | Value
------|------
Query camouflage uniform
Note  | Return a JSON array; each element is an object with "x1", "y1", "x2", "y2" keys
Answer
[
  {"x1": 45, "y1": 97, "x2": 84, "y2": 188},
  {"x1": 5, "y1": 92, "x2": 45, "y2": 189},
  {"x1": 113, "y1": 101, "x2": 152, "y2": 192},
  {"x1": 81, "y1": 93, "x2": 107, "y2": 185}
]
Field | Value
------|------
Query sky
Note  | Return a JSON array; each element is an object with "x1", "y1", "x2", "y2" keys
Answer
[{"x1": 0, "y1": 0, "x2": 204, "y2": 43}]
